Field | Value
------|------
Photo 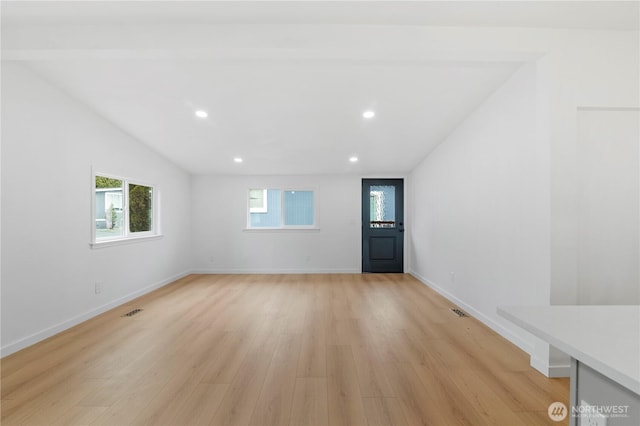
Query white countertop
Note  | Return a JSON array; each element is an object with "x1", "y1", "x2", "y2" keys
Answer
[{"x1": 497, "y1": 305, "x2": 640, "y2": 395}]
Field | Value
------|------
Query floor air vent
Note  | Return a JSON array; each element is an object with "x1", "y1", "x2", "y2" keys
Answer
[
  {"x1": 451, "y1": 308, "x2": 469, "y2": 318},
  {"x1": 122, "y1": 308, "x2": 143, "y2": 317}
]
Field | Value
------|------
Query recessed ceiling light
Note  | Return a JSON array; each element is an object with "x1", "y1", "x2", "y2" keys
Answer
[
  {"x1": 233, "y1": 157, "x2": 243, "y2": 163},
  {"x1": 362, "y1": 110, "x2": 375, "y2": 119},
  {"x1": 195, "y1": 110, "x2": 208, "y2": 118},
  {"x1": 349, "y1": 156, "x2": 359, "y2": 163}
]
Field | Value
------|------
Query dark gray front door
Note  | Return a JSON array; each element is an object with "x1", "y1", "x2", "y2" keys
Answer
[{"x1": 362, "y1": 179, "x2": 404, "y2": 273}]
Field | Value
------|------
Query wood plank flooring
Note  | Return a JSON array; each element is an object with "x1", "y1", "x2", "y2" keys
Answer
[{"x1": 1, "y1": 274, "x2": 569, "y2": 425}]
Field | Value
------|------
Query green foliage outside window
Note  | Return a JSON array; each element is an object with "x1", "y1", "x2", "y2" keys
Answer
[
  {"x1": 96, "y1": 176, "x2": 122, "y2": 189},
  {"x1": 129, "y1": 184, "x2": 153, "y2": 232}
]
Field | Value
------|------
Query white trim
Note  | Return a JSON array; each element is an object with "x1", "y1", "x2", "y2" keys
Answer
[
  {"x1": 531, "y1": 356, "x2": 572, "y2": 378},
  {"x1": 0, "y1": 270, "x2": 191, "y2": 357},
  {"x1": 192, "y1": 268, "x2": 361, "y2": 274},
  {"x1": 96, "y1": 187, "x2": 123, "y2": 192},
  {"x1": 242, "y1": 227, "x2": 320, "y2": 233},
  {"x1": 577, "y1": 106, "x2": 640, "y2": 111},
  {"x1": 90, "y1": 234, "x2": 164, "y2": 249},
  {"x1": 408, "y1": 270, "x2": 534, "y2": 355},
  {"x1": 549, "y1": 364, "x2": 572, "y2": 377}
]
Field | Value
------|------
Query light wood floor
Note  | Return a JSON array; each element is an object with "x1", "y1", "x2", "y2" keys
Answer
[{"x1": 1, "y1": 274, "x2": 569, "y2": 425}]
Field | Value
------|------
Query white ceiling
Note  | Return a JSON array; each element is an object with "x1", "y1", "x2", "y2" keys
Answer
[
  {"x1": 3, "y1": 1, "x2": 638, "y2": 175},
  {"x1": 4, "y1": 1, "x2": 639, "y2": 29}
]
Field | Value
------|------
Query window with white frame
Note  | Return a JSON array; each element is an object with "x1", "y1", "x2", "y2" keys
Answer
[
  {"x1": 249, "y1": 188, "x2": 268, "y2": 213},
  {"x1": 248, "y1": 188, "x2": 315, "y2": 229},
  {"x1": 93, "y1": 174, "x2": 159, "y2": 245}
]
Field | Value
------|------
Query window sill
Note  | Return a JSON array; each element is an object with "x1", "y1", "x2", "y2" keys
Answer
[
  {"x1": 242, "y1": 228, "x2": 321, "y2": 233},
  {"x1": 90, "y1": 234, "x2": 164, "y2": 249}
]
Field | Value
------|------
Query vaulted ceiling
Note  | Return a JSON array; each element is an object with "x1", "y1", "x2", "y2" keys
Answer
[{"x1": 3, "y1": 1, "x2": 638, "y2": 175}]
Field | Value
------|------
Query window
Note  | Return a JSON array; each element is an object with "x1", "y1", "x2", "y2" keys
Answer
[
  {"x1": 128, "y1": 183, "x2": 154, "y2": 233},
  {"x1": 369, "y1": 185, "x2": 396, "y2": 228},
  {"x1": 248, "y1": 188, "x2": 316, "y2": 229},
  {"x1": 93, "y1": 174, "x2": 159, "y2": 246},
  {"x1": 249, "y1": 188, "x2": 268, "y2": 213}
]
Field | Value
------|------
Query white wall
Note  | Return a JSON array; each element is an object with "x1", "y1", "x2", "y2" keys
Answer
[
  {"x1": 576, "y1": 109, "x2": 639, "y2": 305},
  {"x1": 1, "y1": 63, "x2": 193, "y2": 356},
  {"x1": 549, "y1": 30, "x2": 640, "y2": 306},
  {"x1": 408, "y1": 61, "x2": 551, "y2": 359},
  {"x1": 191, "y1": 174, "x2": 361, "y2": 273}
]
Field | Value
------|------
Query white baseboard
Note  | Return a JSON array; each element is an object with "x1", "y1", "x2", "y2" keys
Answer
[
  {"x1": 408, "y1": 270, "x2": 534, "y2": 356},
  {"x1": 0, "y1": 270, "x2": 192, "y2": 357},
  {"x1": 548, "y1": 364, "x2": 571, "y2": 377},
  {"x1": 191, "y1": 268, "x2": 361, "y2": 274},
  {"x1": 531, "y1": 355, "x2": 572, "y2": 378}
]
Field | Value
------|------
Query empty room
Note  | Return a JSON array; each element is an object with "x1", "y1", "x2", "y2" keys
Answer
[{"x1": 1, "y1": 1, "x2": 639, "y2": 425}]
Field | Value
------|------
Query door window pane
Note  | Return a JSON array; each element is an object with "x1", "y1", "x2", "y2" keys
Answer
[{"x1": 370, "y1": 185, "x2": 395, "y2": 228}]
